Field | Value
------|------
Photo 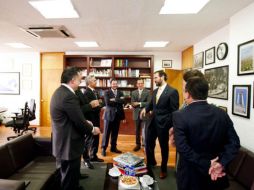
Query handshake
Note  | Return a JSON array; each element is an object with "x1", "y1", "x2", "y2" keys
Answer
[{"x1": 209, "y1": 157, "x2": 226, "y2": 181}]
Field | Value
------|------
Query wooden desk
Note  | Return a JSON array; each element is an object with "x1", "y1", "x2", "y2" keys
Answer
[{"x1": 103, "y1": 163, "x2": 159, "y2": 190}]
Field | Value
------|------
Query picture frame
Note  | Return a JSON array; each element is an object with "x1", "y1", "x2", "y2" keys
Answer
[
  {"x1": 218, "y1": 106, "x2": 227, "y2": 113},
  {"x1": 162, "y1": 60, "x2": 172, "y2": 68},
  {"x1": 237, "y1": 39, "x2": 254, "y2": 75},
  {"x1": 0, "y1": 72, "x2": 20, "y2": 95},
  {"x1": 194, "y1": 52, "x2": 204, "y2": 69},
  {"x1": 204, "y1": 66, "x2": 228, "y2": 99},
  {"x1": 205, "y1": 47, "x2": 215, "y2": 65},
  {"x1": 232, "y1": 85, "x2": 251, "y2": 118}
]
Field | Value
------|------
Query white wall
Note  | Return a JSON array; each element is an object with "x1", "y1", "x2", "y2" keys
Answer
[
  {"x1": 0, "y1": 52, "x2": 40, "y2": 125},
  {"x1": 194, "y1": 2, "x2": 254, "y2": 152}
]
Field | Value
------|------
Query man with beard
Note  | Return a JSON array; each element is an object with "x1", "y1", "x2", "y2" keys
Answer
[{"x1": 140, "y1": 70, "x2": 179, "y2": 179}]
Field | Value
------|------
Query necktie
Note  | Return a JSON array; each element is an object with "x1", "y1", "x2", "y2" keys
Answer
[
  {"x1": 113, "y1": 90, "x2": 117, "y2": 97},
  {"x1": 93, "y1": 90, "x2": 98, "y2": 99},
  {"x1": 156, "y1": 87, "x2": 162, "y2": 104},
  {"x1": 138, "y1": 90, "x2": 142, "y2": 100}
]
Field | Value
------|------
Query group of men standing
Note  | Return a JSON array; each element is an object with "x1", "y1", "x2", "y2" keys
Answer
[{"x1": 50, "y1": 67, "x2": 240, "y2": 190}]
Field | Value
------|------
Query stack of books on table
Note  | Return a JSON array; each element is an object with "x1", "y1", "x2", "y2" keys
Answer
[{"x1": 113, "y1": 152, "x2": 148, "y2": 176}]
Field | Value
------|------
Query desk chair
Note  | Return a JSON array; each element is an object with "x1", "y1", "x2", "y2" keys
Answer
[{"x1": 5, "y1": 100, "x2": 37, "y2": 141}]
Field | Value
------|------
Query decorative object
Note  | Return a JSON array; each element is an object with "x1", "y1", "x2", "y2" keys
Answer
[
  {"x1": 194, "y1": 52, "x2": 204, "y2": 69},
  {"x1": 217, "y1": 42, "x2": 228, "y2": 60},
  {"x1": 237, "y1": 39, "x2": 254, "y2": 75},
  {"x1": 204, "y1": 66, "x2": 228, "y2": 99},
  {"x1": 218, "y1": 106, "x2": 227, "y2": 113},
  {"x1": 205, "y1": 47, "x2": 215, "y2": 65},
  {"x1": 162, "y1": 60, "x2": 172, "y2": 68},
  {"x1": 232, "y1": 85, "x2": 251, "y2": 118},
  {"x1": 0, "y1": 72, "x2": 20, "y2": 95}
]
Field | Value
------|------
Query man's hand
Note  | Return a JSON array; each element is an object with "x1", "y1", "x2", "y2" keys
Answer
[
  {"x1": 131, "y1": 102, "x2": 140, "y2": 108},
  {"x1": 140, "y1": 108, "x2": 146, "y2": 119},
  {"x1": 92, "y1": 127, "x2": 101, "y2": 135},
  {"x1": 209, "y1": 157, "x2": 226, "y2": 181},
  {"x1": 90, "y1": 100, "x2": 100, "y2": 108},
  {"x1": 169, "y1": 127, "x2": 175, "y2": 146},
  {"x1": 109, "y1": 98, "x2": 116, "y2": 102}
]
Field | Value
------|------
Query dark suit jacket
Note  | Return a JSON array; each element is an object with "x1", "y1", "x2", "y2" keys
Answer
[
  {"x1": 83, "y1": 87, "x2": 103, "y2": 127},
  {"x1": 75, "y1": 89, "x2": 93, "y2": 116},
  {"x1": 103, "y1": 89, "x2": 125, "y2": 121},
  {"x1": 173, "y1": 101, "x2": 240, "y2": 190},
  {"x1": 50, "y1": 85, "x2": 93, "y2": 160},
  {"x1": 131, "y1": 88, "x2": 151, "y2": 120},
  {"x1": 146, "y1": 84, "x2": 179, "y2": 129}
]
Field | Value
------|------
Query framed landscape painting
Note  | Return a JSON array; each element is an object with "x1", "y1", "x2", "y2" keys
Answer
[
  {"x1": 237, "y1": 39, "x2": 254, "y2": 75},
  {"x1": 232, "y1": 85, "x2": 251, "y2": 118},
  {"x1": 204, "y1": 66, "x2": 229, "y2": 99},
  {"x1": 194, "y1": 52, "x2": 204, "y2": 69},
  {"x1": 0, "y1": 72, "x2": 20, "y2": 95}
]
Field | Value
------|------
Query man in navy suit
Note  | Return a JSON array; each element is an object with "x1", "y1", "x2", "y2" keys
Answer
[
  {"x1": 173, "y1": 77, "x2": 240, "y2": 190},
  {"x1": 140, "y1": 70, "x2": 179, "y2": 179},
  {"x1": 50, "y1": 67, "x2": 100, "y2": 190},
  {"x1": 101, "y1": 78, "x2": 125, "y2": 156}
]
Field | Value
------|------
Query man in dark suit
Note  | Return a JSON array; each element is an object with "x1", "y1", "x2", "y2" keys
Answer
[
  {"x1": 50, "y1": 67, "x2": 100, "y2": 190},
  {"x1": 83, "y1": 74, "x2": 104, "y2": 162},
  {"x1": 140, "y1": 70, "x2": 179, "y2": 179},
  {"x1": 75, "y1": 88, "x2": 100, "y2": 170},
  {"x1": 173, "y1": 77, "x2": 240, "y2": 190},
  {"x1": 101, "y1": 78, "x2": 125, "y2": 156},
  {"x1": 131, "y1": 79, "x2": 151, "y2": 151}
]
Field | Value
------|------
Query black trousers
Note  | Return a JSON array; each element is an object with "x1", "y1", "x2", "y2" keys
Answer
[
  {"x1": 60, "y1": 157, "x2": 81, "y2": 190},
  {"x1": 145, "y1": 120, "x2": 169, "y2": 172},
  {"x1": 135, "y1": 119, "x2": 146, "y2": 146},
  {"x1": 101, "y1": 117, "x2": 121, "y2": 150},
  {"x1": 83, "y1": 133, "x2": 93, "y2": 161},
  {"x1": 90, "y1": 134, "x2": 99, "y2": 158}
]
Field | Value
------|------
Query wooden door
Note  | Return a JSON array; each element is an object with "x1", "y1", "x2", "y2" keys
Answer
[
  {"x1": 165, "y1": 69, "x2": 183, "y2": 109},
  {"x1": 40, "y1": 52, "x2": 64, "y2": 127}
]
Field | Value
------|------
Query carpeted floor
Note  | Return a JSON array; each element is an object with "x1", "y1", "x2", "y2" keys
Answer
[
  {"x1": 151, "y1": 167, "x2": 177, "y2": 190},
  {"x1": 80, "y1": 162, "x2": 107, "y2": 190}
]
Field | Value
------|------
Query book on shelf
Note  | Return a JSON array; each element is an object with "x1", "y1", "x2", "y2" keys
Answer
[{"x1": 100, "y1": 59, "x2": 112, "y2": 67}]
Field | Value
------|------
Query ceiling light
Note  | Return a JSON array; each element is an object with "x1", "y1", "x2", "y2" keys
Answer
[
  {"x1": 160, "y1": 0, "x2": 210, "y2": 14},
  {"x1": 5, "y1": 43, "x2": 31, "y2": 48},
  {"x1": 75, "y1": 41, "x2": 99, "y2": 47},
  {"x1": 144, "y1": 41, "x2": 169, "y2": 48},
  {"x1": 29, "y1": 0, "x2": 79, "y2": 19}
]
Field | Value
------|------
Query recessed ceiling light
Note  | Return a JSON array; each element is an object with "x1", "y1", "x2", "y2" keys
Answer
[
  {"x1": 144, "y1": 41, "x2": 169, "y2": 48},
  {"x1": 75, "y1": 41, "x2": 99, "y2": 47},
  {"x1": 5, "y1": 43, "x2": 31, "y2": 48},
  {"x1": 160, "y1": 0, "x2": 210, "y2": 14},
  {"x1": 29, "y1": 0, "x2": 79, "y2": 19}
]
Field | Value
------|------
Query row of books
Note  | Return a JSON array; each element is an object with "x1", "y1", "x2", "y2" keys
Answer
[
  {"x1": 89, "y1": 69, "x2": 112, "y2": 77},
  {"x1": 114, "y1": 69, "x2": 140, "y2": 77},
  {"x1": 90, "y1": 59, "x2": 112, "y2": 67},
  {"x1": 113, "y1": 152, "x2": 147, "y2": 176}
]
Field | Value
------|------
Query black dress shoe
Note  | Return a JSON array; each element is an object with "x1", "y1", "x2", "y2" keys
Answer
[
  {"x1": 133, "y1": 145, "x2": 141, "y2": 152},
  {"x1": 101, "y1": 149, "x2": 106, "y2": 156},
  {"x1": 79, "y1": 173, "x2": 89, "y2": 179},
  {"x1": 110, "y1": 148, "x2": 122, "y2": 154},
  {"x1": 90, "y1": 157, "x2": 104, "y2": 162},
  {"x1": 84, "y1": 160, "x2": 94, "y2": 169}
]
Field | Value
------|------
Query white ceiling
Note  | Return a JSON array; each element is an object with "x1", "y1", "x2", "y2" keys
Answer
[{"x1": 0, "y1": 0, "x2": 253, "y2": 53}]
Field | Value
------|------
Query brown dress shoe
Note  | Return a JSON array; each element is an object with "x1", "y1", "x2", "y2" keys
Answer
[
  {"x1": 159, "y1": 171, "x2": 167, "y2": 179},
  {"x1": 133, "y1": 145, "x2": 141, "y2": 152}
]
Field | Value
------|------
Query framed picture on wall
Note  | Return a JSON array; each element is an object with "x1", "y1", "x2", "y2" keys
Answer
[
  {"x1": 162, "y1": 60, "x2": 172, "y2": 68},
  {"x1": 205, "y1": 47, "x2": 215, "y2": 65},
  {"x1": 0, "y1": 72, "x2": 20, "y2": 95},
  {"x1": 218, "y1": 106, "x2": 227, "y2": 113},
  {"x1": 237, "y1": 39, "x2": 254, "y2": 75},
  {"x1": 204, "y1": 66, "x2": 228, "y2": 99},
  {"x1": 194, "y1": 52, "x2": 204, "y2": 69},
  {"x1": 232, "y1": 85, "x2": 251, "y2": 118}
]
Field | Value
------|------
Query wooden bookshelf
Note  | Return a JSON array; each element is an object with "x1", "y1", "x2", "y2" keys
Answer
[{"x1": 64, "y1": 54, "x2": 154, "y2": 134}]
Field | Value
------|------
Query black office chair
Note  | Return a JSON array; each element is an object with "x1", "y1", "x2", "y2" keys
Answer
[
  {"x1": 5, "y1": 100, "x2": 37, "y2": 141},
  {"x1": 5, "y1": 102, "x2": 30, "y2": 140}
]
